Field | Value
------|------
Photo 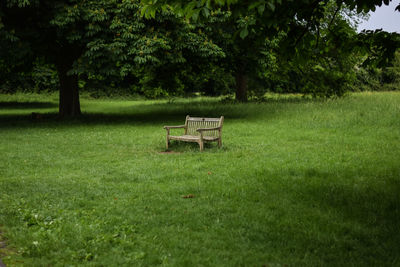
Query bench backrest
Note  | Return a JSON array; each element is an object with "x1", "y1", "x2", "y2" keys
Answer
[{"x1": 185, "y1": 115, "x2": 224, "y2": 137}]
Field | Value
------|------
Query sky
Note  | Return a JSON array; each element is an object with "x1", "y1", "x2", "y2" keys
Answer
[{"x1": 357, "y1": 1, "x2": 400, "y2": 33}]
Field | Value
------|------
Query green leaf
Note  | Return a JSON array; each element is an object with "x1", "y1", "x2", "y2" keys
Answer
[
  {"x1": 248, "y1": 2, "x2": 261, "y2": 10},
  {"x1": 240, "y1": 27, "x2": 248, "y2": 39},
  {"x1": 192, "y1": 9, "x2": 200, "y2": 21},
  {"x1": 267, "y1": 1, "x2": 275, "y2": 11},
  {"x1": 258, "y1": 4, "x2": 265, "y2": 15},
  {"x1": 202, "y1": 7, "x2": 210, "y2": 17}
]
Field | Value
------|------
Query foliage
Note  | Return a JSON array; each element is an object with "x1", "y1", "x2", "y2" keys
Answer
[
  {"x1": 141, "y1": 0, "x2": 400, "y2": 100},
  {"x1": 0, "y1": 59, "x2": 59, "y2": 94},
  {"x1": 1, "y1": 0, "x2": 399, "y2": 103},
  {"x1": 264, "y1": 2, "x2": 363, "y2": 97},
  {"x1": 354, "y1": 50, "x2": 400, "y2": 91},
  {"x1": 141, "y1": 0, "x2": 400, "y2": 18},
  {"x1": 0, "y1": 0, "x2": 224, "y2": 114}
]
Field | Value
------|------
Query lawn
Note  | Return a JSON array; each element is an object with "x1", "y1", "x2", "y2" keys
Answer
[{"x1": 0, "y1": 92, "x2": 399, "y2": 266}]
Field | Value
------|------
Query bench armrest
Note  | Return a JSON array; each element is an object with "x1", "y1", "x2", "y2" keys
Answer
[
  {"x1": 164, "y1": 125, "x2": 186, "y2": 130},
  {"x1": 196, "y1": 127, "x2": 221, "y2": 132}
]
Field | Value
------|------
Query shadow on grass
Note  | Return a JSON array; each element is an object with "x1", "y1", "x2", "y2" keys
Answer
[
  {"x1": 0, "y1": 99, "x2": 283, "y2": 129},
  {"x1": 0, "y1": 101, "x2": 57, "y2": 110},
  {"x1": 0, "y1": 94, "x2": 324, "y2": 129},
  {"x1": 294, "y1": 167, "x2": 400, "y2": 261},
  {"x1": 158, "y1": 139, "x2": 228, "y2": 153},
  {"x1": 242, "y1": 166, "x2": 400, "y2": 264}
]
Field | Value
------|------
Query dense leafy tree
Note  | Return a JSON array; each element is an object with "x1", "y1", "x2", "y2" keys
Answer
[
  {"x1": 355, "y1": 49, "x2": 400, "y2": 91},
  {"x1": 262, "y1": 2, "x2": 364, "y2": 97},
  {"x1": 1, "y1": 0, "x2": 399, "y2": 109},
  {"x1": 141, "y1": 0, "x2": 400, "y2": 101},
  {"x1": 0, "y1": 0, "x2": 222, "y2": 116}
]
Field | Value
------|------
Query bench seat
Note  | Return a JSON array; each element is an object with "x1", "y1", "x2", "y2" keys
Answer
[{"x1": 169, "y1": 135, "x2": 220, "y2": 142}]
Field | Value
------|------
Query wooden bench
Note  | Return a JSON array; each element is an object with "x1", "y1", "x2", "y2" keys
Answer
[{"x1": 164, "y1": 115, "x2": 224, "y2": 151}]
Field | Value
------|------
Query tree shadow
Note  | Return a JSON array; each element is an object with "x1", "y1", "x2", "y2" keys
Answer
[
  {"x1": 0, "y1": 99, "x2": 278, "y2": 129},
  {"x1": 284, "y1": 166, "x2": 400, "y2": 261},
  {"x1": 0, "y1": 101, "x2": 57, "y2": 110},
  {"x1": 158, "y1": 139, "x2": 227, "y2": 153},
  {"x1": 0, "y1": 95, "x2": 321, "y2": 129},
  {"x1": 242, "y1": 166, "x2": 400, "y2": 264}
]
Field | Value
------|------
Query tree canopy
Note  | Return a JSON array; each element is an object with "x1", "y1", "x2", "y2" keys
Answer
[
  {"x1": 0, "y1": 0, "x2": 399, "y2": 115},
  {"x1": 141, "y1": 0, "x2": 400, "y2": 100},
  {"x1": 0, "y1": 0, "x2": 223, "y2": 116}
]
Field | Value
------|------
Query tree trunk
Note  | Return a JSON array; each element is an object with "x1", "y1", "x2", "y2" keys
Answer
[
  {"x1": 235, "y1": 69, "x2": 248, "y2": 102},
  {"x1": 56, "y1": 58, "x2": 81, "y2": 117}
]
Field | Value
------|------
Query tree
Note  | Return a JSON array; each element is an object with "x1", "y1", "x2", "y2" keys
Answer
[
  {"x1": 141, "y1": 0, "x2": 400, "y2": 101},
  {"x1": 261, "y1": 2, "x2": 366, "y2": 97},
  {"x1": 0, "y1": 0, "x2": 223, "y2": 116},
  {"x1": 1, "y1": 0, "x2": 107, "y2": 116}
]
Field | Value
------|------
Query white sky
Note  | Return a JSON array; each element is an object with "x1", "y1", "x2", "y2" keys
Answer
[{"x1": 357, "y1": 1, "x2": 400, "y2": 33}]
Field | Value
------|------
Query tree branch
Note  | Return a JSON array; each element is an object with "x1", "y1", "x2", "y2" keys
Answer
[
  {"x1": 328, "y1": 2, "x2": 342, "y2": 32},
  {"x1": 293, "y1": 0, "x2": 324, "y2": 48}
]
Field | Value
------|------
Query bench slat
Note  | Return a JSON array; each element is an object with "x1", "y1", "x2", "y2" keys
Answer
[{"x1": 188, "y1": 117, "x2": 220, "y2": 122}]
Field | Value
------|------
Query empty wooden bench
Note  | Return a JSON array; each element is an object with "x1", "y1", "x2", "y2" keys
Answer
[{"x1": 164, "y1": 115, "x2": 224, "y2": 151}]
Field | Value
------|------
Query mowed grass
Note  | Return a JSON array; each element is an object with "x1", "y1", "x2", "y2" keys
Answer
[{"x1": 0, "y1": 92, "x2": 399, "y2": 266}]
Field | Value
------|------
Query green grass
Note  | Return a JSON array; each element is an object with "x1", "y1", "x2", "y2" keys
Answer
[{"x1": 0, "y1": 92, "x2": 399, "y2": 266}]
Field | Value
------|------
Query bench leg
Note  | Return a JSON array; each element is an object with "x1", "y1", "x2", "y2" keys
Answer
[
  {"x1": 166, "y1": 136, "x2": 170, "y2": 150},
  {"x1": 218, "y1": 138, "x2": 222, "y2": 148},
  {"x1": 199, "y1": 140, "x2": 204, "y2": 151}
]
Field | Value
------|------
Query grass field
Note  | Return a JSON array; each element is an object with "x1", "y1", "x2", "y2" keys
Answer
[{"x1": 0, "y1": 92, "x2": 399, "y2": 266}]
